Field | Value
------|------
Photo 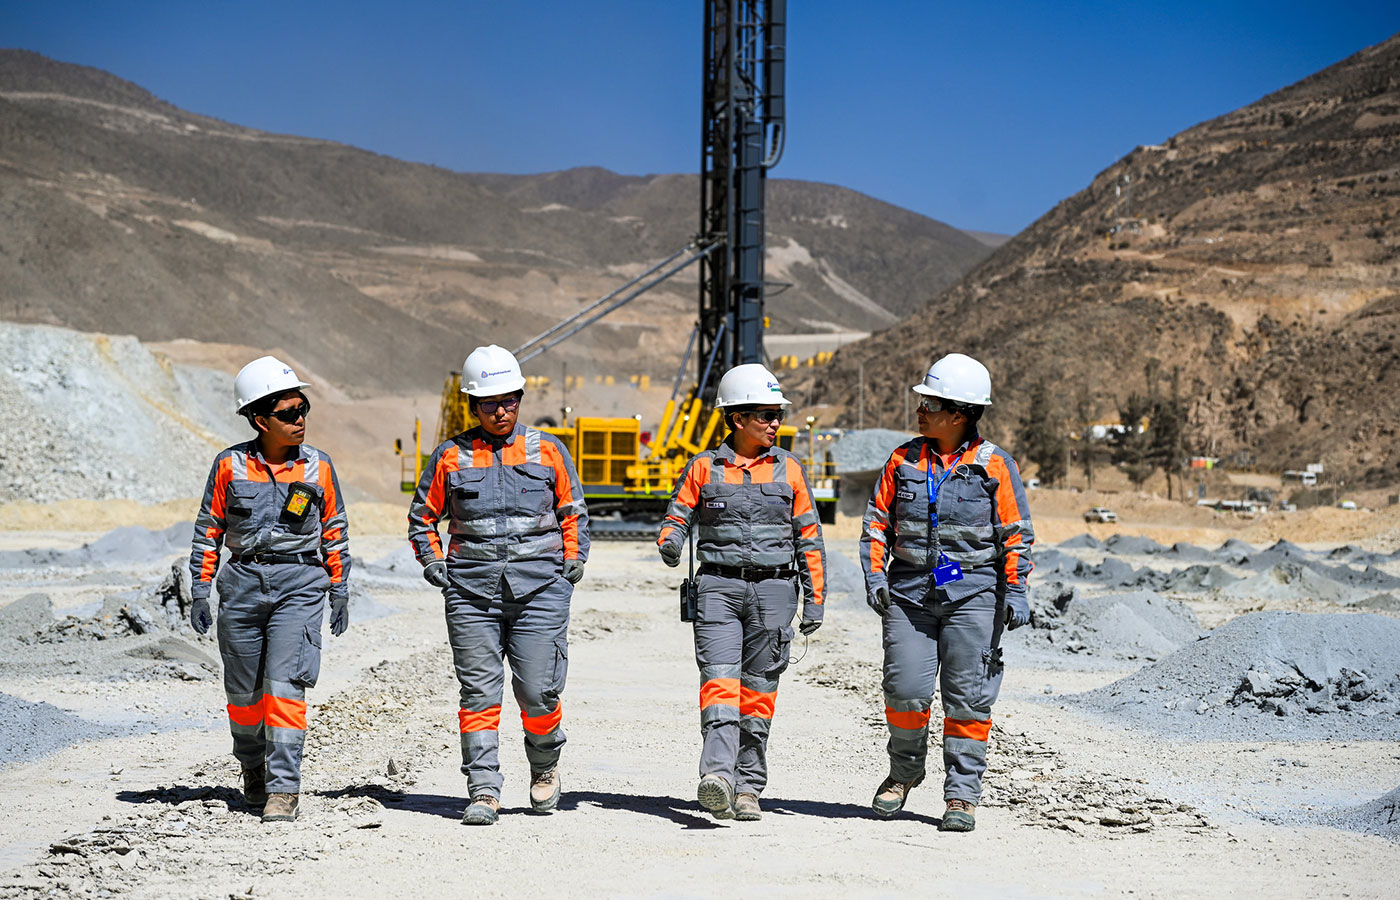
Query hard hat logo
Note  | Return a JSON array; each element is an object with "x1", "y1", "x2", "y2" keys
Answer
[
  {"x1": 714, "y1": 364, "x2": 792, "y2": 408},
  {"x1": 911, "y1": 353, "x2": 993, "y2": 406},
  {"x1": 461, "y1": 345, "x2": 527, "y2": 397},
  {"x1": 234, "y1": 356, "x2": 311, "y2": 414}
]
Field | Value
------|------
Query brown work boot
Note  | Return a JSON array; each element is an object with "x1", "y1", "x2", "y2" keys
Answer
[
  {"x1": 241, "y1": 765, "x2": 267, "y2": 809},
  {"x1": 940, "y1": 798, "x2": 977, "y2": 832},
  {"x1": 261, "y1": 792, "x2": 299, "y2": 823},
  {"x1": 530, "y1": 767, "x2": 561, "y2": 812},
  {"x1": 697, "y1": 774, "x2": 736, "y2": 820},
  {"x1": 462, "y1": 795, "x2": 501, "y2": 826},
  {"x1": 734, "y1": 792, "x2": 762, "y2": 821},
  {"x1": 872, "y1": 775, "x2": 923, "y2": 818}
]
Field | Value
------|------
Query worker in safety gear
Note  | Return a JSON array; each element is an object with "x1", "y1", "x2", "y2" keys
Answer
[
  {"x1": 657, "y1": 363, "x2": 826, "y2": 822},
  {"x1": 408, "y1": 345, "x2": 588, "y2": 826},
  {"x1": 860, "y1": 352, "x2": 1033, "y2": 833},
  {"x1": 188, "y1": 356, "x2": 352, "y2": 824}
]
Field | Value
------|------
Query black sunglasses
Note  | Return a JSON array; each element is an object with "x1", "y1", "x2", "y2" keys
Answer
[
  {"x1": 745, "y1": 409, "x2": 786, "y2": 423},
  {"x1": 478, "y1": 395, "x2": 521, "y2": 415},
  {"x1": 918, "y1": 397, "x2": 954, "y2": 414},
  {"x1": 268, "y1": 403, "x2": 310, "y2": 424}
]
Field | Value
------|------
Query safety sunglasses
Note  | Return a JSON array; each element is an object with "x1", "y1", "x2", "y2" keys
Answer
[
  {"x1": 268, "y1": 403, "x2": 310, "y2": 424},
  {"x1": 478, "y1": 395, "x2": 521, "y2": 415},
  {"x1": 918, "y1": 397, "x2": 955, "y2": 414},
  {"x1": 745, "y1": 409, "x2": 786, "y2": 423}
]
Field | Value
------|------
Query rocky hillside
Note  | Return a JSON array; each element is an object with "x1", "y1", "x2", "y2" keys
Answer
[
  {"x1": 0, "y1": 50, "x2": 990, "y2": 392},
  {"x1": 817, "y1": 33, "x2": 1400, "y2": 485}
]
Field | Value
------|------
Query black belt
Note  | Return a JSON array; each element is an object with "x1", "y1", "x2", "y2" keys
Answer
[
  {"x1": 699, "y1": 563, "x2": 797, "y2": 582},
  {"x1": 233, "y1": 551, "x2": 322, "y2": 566}
]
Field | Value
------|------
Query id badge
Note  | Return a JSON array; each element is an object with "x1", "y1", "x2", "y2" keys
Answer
[{"x1": 932, "y1": 557, "x2": 964, "y2": 586}]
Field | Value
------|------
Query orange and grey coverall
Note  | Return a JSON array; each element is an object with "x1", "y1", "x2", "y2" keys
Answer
[
  {"x1": 658, "y1": 440, "x2": 825, "y2": 797},
  {"x1": 408, "y1": 423, "x2": 588, "y2": 801},
  {"x1": 860, "y1": 435, "x2": 1032, "y2": 804},
  {"x1": 189, "y1": 441, "x2": 351, "y2": 793}
]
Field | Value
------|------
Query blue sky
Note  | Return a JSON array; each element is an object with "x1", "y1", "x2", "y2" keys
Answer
[{"x1": 4, "y1": 1, "x2": 1395, "y2": 234}]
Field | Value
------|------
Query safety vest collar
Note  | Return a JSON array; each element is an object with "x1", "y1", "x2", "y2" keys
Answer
[
  {"x1": 713, "y1": 437, "x2": 780, "y2": 469},
  {"x1": 466, "y1": 422, "x2": 528, "y2": 451},
  {"x1": 242, "y1": 439, "x2": 311, "y2": 471}
]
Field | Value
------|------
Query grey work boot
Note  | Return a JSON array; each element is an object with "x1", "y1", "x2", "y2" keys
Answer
[
  {"x1": 733, "y1": 792, "x2": 762, "y2": 821},
  {"x1": 462, "y1": 795, "x2": 501, "y2": 826},
  {"x1": 529, "y1": 768, "x2": 561, "y2": 813},
  {"x1": 872, "y1": 775, "x2": 923, "y2": 818},
  {"x1": 241, "y1": 765, "x2": 267, "y2": 809},
  {"x1": 261, "y1": 793, "x2": 299, "y2": 823},
  {"x1": 939, "y1": 798, "x2": 976, "y2": 832},
  {"x1": 697, "y1": 774, "x2": 736, "y2": 820}
]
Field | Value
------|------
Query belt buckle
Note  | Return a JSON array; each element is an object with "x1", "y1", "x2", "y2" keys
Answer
[{"x1": 251, "y1": 552, "x2": 270, "y2": 564}]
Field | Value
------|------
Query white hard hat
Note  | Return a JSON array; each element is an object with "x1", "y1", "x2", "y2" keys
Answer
[
  {"x1": 234, "y1": 356, "x2": 311, "y2": 413},
  {"x1": 714, "y1": 363, "x2": 791, "y2": 408},
  {"x1": 912, "y1": 353, "x2": 993, "y2": 406},
  {"x1": 461, "y1": 345, "x2": 526, "y2": 397}
]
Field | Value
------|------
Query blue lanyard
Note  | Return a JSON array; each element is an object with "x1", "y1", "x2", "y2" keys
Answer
[{"x1": 926, "y1": 452, "x2": 955, "y2": 532}]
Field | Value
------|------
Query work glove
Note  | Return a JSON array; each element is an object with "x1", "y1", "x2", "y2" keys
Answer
[
  {"x1": 563, "y1": 559, "x2": 585, "y2": 584},
  {"x1": 423, "y1": 561, "x2": 452, "y2": 589},
  {"x1": 799, "y1": 618, "x2": 822, "y2": 636},
  {"x1": 189, "y1": 597, "x2": 213, "y2": 635},
  {"x1": 1005, "y1": 593, "x2": 1031, "y2": 630},
  {"x1": 329, "y1": 595, "x2": 350, "y2": 636},
  {"x1": 659, "y1": 541, "x2": 681, "y2": 568},
  {"x1": 866, "y1": 585, "x2": 891, "y2": 616}
]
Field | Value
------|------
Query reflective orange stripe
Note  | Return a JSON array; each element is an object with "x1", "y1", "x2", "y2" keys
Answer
[
  {"x1": 263, "y1": 695, "x2": 307, "y2": 730},
  {"x1": 885, "y1": 706, "x2": 931, "y2": 730},
  {"x1": 944, "y1": 717, "x2": 992, "y2": 741},
  {"x1": 458, "y1": 705, "x2": 502, "y2": 733},
  {"x1": 472, "y1": 440, "x2": 494, "y2": 469},
  {"x1": 521, "y1": 702, "x2": 563, "y2": 735},
  {"x1": 739, "y1": 686, "x2": 777, "y2": 720},
  {"x1": 699, "y1": 678, "x2": 740, "y2": 709},
  {"x1": 226, "y1": 698, "x2": 264, "y2": 727}
]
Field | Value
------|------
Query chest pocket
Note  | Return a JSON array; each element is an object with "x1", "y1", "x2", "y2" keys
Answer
[
  {"x1": 506, "y1": 463, "x2": 556, "y2": 516},
  {"x1": 448, "y1": 468, "x2": 491, "y2": 521},
  {"x1": 942, "y1": 470, "x2": 992, "y2": 527},
  {"x1": 696, "y1": 483, "x2": 742, "y2": 527},
  {"x1": 892, "y1": 465, "x2": 929, "y2": 526},
  {"x1": 754, "y1": 481, "x2": 794, "y2": 526},
  {"x1": 225, "y1": 481, "x2": 268, "y2": 533}
]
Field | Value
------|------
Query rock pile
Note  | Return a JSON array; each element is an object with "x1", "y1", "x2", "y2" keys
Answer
[
  {"x1": 826, "y1": 429, "x2": 914, "y2": 472},
  {"x1": 1322, "y1": 785, "x2": 1400, "y2": 843},
  {"x1": 1073, "y1": 612, "x2": 1400, "y2": 741},
  {"x1": 1017, "y1": 585, "x2": 1202, "y2": 662},
  {"x1": 0, "y1": 692, "x2": 110, "y2": 769}
]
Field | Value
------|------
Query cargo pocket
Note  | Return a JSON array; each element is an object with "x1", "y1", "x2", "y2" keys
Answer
[
  {"x1": 768, "y1": 625, "x2": 795, "y2": 679},
  {"x1": 550, "y1": 636, "x2": 569, "y2": 696},
  {"x1": 292, "y1": 623, "x2": 323, "y2": 688}
]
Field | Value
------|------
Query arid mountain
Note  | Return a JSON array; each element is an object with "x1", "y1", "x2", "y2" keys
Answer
[
  {"x1": 817, "y1": 33, "x2": 1400, "y2": 486},
  {"x1": 0, "y1": 50, "x2": 990, "y2": 392}
]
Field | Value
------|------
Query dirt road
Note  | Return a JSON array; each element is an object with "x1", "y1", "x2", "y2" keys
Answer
[{"x1": 0, "y1": 539, "x2": 1396, "y2": 898}]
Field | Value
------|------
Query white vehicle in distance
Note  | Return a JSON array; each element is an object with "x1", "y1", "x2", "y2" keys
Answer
[
  {"x1": 1083, "y1": 507, "x2": 1118, "y2": 523},
  {"x1": 1338, "y1": 500, "x2": 1358, "y2": 510}
]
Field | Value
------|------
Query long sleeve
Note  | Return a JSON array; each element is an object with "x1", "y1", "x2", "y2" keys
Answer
[
  {"x1": 657, "y1": 454, "x2": 709, "y2": 552},
  {"x1": 408, "y1": 442, "x2": 454, "y2": 565},
  {"x1": 189, "y1": 454, "x2": 231, "y2": 601},
  {"x1": 988, "y1": 450, "x2": 1034, "y2": 598},
  {"x1": 859, "y1": 450, "x2": 902, "y2": 593},
  {"x1": 319, "y1": 456, "x2": 352, "y2": 599},
  {"x1": 543, "y1": 436, "x2": 589, "y2": 563},
  {"x1": 784, "y1": 456, "x2": 826, "y2": 619}
]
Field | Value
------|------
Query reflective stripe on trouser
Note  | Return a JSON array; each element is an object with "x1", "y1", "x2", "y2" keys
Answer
[
  {"x1": 693, "y1": 573, "x2": 796, "y2": 797},
  {"x1": 215, "y1": 560, "x2": 328, "y2": 794},
  {"x1": 880, "y1": 585, "x2": 1003, "y2": 804},
  {"x1": 446, "y1": 575, "x2": 571, "y2": 801}
]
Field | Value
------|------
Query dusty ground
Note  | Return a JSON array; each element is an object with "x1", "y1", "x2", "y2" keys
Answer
[{"x1": 0, "y1": 507, "x2": 1397, "y2": 898}]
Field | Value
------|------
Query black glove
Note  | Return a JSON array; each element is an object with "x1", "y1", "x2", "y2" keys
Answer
[
  {"x1": 329, "y1": 595, "x2": 350, "y2": 636},
  {"x1": 659, "y1": 542, "x2": 681, "y2": 568},
  {"x1": 799, "y1": 619, "x2": 822, "y2": 636},
  {"x1": 867, "y1": 585, "x2": 891, "y2": 616},
  {"x1": 563, "y1": 559, "x2": 584, "y2": 584},
  {"x1": 423, "y1": 561, "x2": 451, "y2": 589},
  {"x1": 1005, "y1": 593, "x2": 1031, "y2": 630},
  {"x1": 190, "y1": 597, "x2": 213, "y2": 634}
]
